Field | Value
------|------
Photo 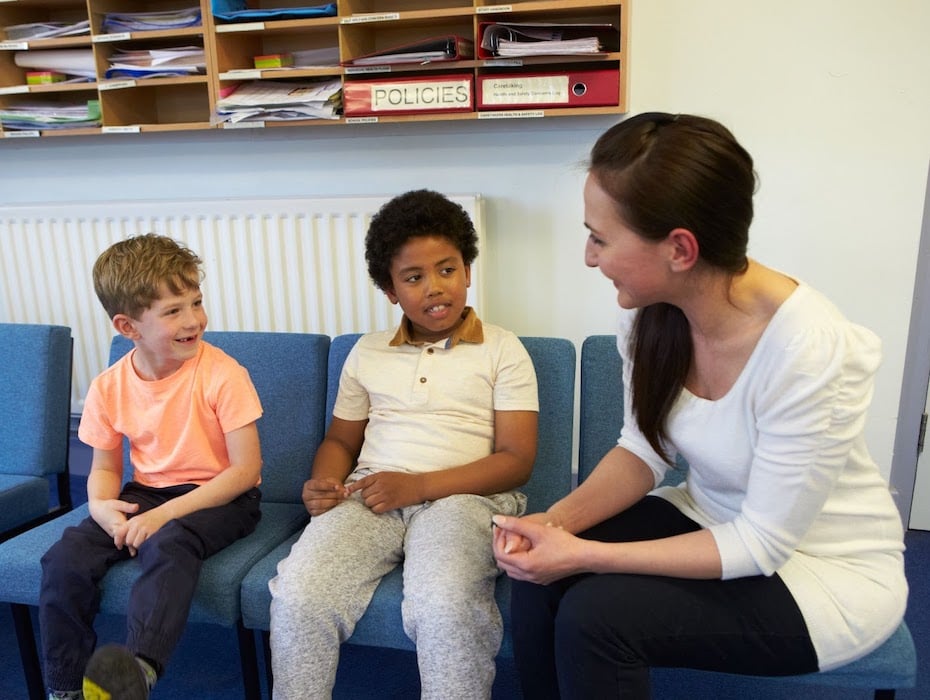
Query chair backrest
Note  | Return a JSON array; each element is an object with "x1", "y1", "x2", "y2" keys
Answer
[
  {"x1": 110, "y1": 331, "x2": 330, "y2": 504},
  {"x1": 0, "y1": 323, "x2": 72, "y2": 478},
  {"x1": 578, "y1": 335, "x2": 623, "y2": 485},
  {"x1": 326, "y1": 333, "x2": 574, "y2": 512},
  {"x1": 578, "y1": 334, "x2": 686, "y2": 487}
]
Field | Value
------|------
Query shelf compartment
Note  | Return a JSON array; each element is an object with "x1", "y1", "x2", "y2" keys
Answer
[
  {"x1": 99, "y1": 78, "x2": 211, "y2": 126},
  {"x1": 214, "y1": 19, "x2": 339, "y2": 75}
]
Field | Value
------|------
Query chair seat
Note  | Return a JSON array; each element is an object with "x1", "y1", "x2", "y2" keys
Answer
[
  {"x1": 0, "y1": 501, "x2": 309, "y2": 626},
  {"x1": 774, "y1": 621, "x2": 916, "y2": 688},
  {"x1": 0, "y1": 475, "x2": 50, "y2": 534}
]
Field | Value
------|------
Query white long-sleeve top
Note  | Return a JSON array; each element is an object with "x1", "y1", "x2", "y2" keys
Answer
[{"x1": 615, "y1": 283, "x2": 907, "y2": 671}]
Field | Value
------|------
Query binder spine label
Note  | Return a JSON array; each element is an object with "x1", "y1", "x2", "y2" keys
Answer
[
  {"x1": 346, "y1": 76, "x2": 472, "y2": 115},
  {"x1": 481, "y1": 76, "x2": 569, "y2": 106}
]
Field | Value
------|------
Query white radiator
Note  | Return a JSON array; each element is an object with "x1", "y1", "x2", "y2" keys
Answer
[{"x1": 0, "y1": 195, "x2": 484, "y2": 412}]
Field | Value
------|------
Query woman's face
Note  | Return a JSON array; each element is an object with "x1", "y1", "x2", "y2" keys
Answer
[{"x1": 583, "y1": 173, "x2": 672, "y2": 309}]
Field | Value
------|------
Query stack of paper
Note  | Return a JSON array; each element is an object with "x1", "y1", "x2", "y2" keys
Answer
[
  {"x1": 291, "y1": 47, "x2": 340, "y2": 68},
  {"x1": 0, "y1": 99, "x2": 100, "y2": 130},
  {"x1": 215, "y1": 79, "x2": 342, "y2": 123},
  {"x1": 13, "y1": 49, "x2": 96, "y2": 80},
  {"x1": 3, "y1": 20, "x2": 90, "y2": 40},
  {"x1": 105, "y1": 46, "x2": 205, "y2": 79},
  {"x1": 101, "y1": 7, "x2": 202, "y2": 33}
]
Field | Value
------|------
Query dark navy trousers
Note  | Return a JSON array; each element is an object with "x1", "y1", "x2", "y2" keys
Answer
[
  {"x1": 39, "y1": 481, "x2": 261, "y2": 691},
  {"x1": 510, "y1": 496, "x2": 818, "y2": 699}
]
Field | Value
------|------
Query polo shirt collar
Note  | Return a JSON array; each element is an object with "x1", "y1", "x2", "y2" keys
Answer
[{"x1": 389, "y1": 306, "x2": 484, "y2": 348}]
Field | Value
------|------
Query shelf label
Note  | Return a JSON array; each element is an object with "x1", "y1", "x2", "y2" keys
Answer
[
  {"x1": 3, "y1": 130, "x2": 40, "y2": 138},
  {"x1": 341, "y1": 13, "x2": 401, "y2": 24},
  {"x1": 345, "y1": 65, "x2": 392, "y2": 75},
  {"x1": 0, "y1": 84, "x2": 30, "y2": 95},
  {"x1": 477, "y1": 5, "x2": 513, "y2": 13},
  {"x1": 220, "y1": 70, "x2": 262, "y2": 80},
  {"x1": 216, "y1": 22, "x2": 265, "y2": 32},
  {"x1": 477, "y1": 110, "x2": 545, "y2": 120},
  {"x1": 99, "y1": 80, "x2": 136, "y2": 91},
  {"x1": 345, "y1": 116, "x2": 379, "y2": 124},
  {"x1": 0, "y1": 41, "x2": 29, "y2": 50},
  {"x1": 223, "y1": 121, "x2": 265, "y2": 129},
  {"x1": 483, "y1": 59, "x2": 523, "y2": 67},
  {"x1": 102, "y1": 125, "x2": 141, "y2": 133},
  {"x1": 93, "y1": 32, "x2": 131, "y2": 43}
]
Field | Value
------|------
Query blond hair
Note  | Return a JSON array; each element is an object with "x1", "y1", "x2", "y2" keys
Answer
[{"x1": 92, "y1": 233, "x2": 203, "y2": 319}]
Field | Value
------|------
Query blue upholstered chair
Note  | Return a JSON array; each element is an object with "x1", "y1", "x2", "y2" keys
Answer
[
  {"x1": 0, "y1": 331, "x2": 330, "y2": 700},
  {"x1": 240, "y1": 334, "x2": 576, "y2": 698},
  {"x1": 578, "y1": 333, "x2": 917, "y2": 699},
  {"x1": 0, "y1": 323, "x2": 73, "y2": 541}
]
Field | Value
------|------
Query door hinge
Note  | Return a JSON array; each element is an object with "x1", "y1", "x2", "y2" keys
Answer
[{"x1": 919, "y1": 412, "x2": 928, "y2": 454}]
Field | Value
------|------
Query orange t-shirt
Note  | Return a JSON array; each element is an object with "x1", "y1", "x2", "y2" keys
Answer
[{"x1": 78, "y1": 341, "x2": 263, "y2": 488}]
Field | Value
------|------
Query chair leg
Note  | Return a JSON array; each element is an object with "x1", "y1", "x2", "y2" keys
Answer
[
  {"x1": 11, "y1": 603, "x2": 45, "y2": 700},
  {"x1": 874, "y1": 691, "x2": 896, "y2": 700},
  {"x1": 237, "y1": 621, "x2": 262, "y2": 700},
  {"x1": 262, "y1": 630, "x2": 273, "y2": 698}
]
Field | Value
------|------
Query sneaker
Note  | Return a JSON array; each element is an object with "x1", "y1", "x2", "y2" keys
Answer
[{"x1": 83, "y1": 644, "x2": 149, "y2": 700}]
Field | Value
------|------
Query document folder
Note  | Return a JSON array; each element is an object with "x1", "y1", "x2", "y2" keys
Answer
[
  {"x1": 478, "y1": 22, "x2": 620, "y2": 59},
  {"x1": 477, "y1": 70, "x2": 619, "y2": 110},
  {"x1": 343, "y1": 35, "x2": 474, "y2": 67},
  {"x1": 344, "y1": 73, "x2": 473, "y2": 116}
]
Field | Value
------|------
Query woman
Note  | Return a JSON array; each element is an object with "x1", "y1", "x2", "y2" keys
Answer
[{"x1": 492, "y1": 112, "x2": 907, "y2": 699}]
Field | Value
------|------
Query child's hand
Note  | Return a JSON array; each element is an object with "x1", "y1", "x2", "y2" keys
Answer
[
  {"x1": 89, "y1": 498, "x2": 140, "y2": 555},
  {"x1": 347, "y1": 472, "x2": 424, "y2": 513},
  {"x1": 302, "y1": 477, "x2": 350, "y2": 516},
  {"x1": 120, "y1": 507, "x2": 171, "y2": 553}
]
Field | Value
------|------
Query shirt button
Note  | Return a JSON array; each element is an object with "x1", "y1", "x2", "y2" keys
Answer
[
  {"x1": 427, "y1": 348, "x2": 434, "y2": 354},
  {"x1": 419, "y1": 377, "x2": 427, "y2": 384}
]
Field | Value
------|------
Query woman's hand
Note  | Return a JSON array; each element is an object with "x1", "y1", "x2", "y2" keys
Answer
[{"x1": 492, "y1": 513, "x2": 587, "y2": 585}]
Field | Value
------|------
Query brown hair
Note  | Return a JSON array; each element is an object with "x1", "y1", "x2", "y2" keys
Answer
[
  {"x1": 92, "y1": 233, "x2": 202, "y2": 319},
  {"x1": 589, "y1": 113, "x2": 755, "y2": 460}
]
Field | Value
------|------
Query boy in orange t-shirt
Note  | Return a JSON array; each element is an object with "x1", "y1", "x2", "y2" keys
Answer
[{"x1": 39, "y1": 234, "x2": 263, "y2": 700}]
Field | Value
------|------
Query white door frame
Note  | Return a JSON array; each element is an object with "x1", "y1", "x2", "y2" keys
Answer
[{"x1": 890, "y1": 160, "x2": 930, "y2": 528}]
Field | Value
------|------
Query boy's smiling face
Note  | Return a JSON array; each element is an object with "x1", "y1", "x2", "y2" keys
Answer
[
  {"x1": 385, "y1": 235, "x2": 471, "y2": 344},
  {"x1": 116, "y1": 283, "x2": 208, "y2": 380}
]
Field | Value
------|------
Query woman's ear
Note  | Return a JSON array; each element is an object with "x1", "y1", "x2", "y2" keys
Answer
[{"x1": 666, "y1": 228, "x2": 699, "y2": 271}]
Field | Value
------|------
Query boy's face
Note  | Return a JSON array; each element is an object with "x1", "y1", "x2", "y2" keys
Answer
[
  {"x1": 384, "y1": 235, "x2": 471, "y2": 344},
  {"x1": 115, "y1": 284, "x2": 208, "y2": 380}
]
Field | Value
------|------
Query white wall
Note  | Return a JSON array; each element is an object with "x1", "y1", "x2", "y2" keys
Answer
[{"x1": 2, "y1": 0, "x2": 929, "y2": 482}]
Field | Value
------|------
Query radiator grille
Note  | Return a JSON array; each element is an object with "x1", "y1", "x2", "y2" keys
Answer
[{"x1": 0, "y1": 195, "x2": 483, "y2": 411}]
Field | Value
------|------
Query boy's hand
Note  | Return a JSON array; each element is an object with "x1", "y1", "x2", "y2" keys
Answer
[
  {"x1": 347, "y1": 472, "x2": 424, "y2": 513},
  {"x1": 302, "y1": 477, "x2": 350, "y2": 516},
  {"x1": 120, "y1": 507, "x2": 172, "y2": 553},
  {"x1": 89, "y1": 498, "x2": 140, "y2": 555}
]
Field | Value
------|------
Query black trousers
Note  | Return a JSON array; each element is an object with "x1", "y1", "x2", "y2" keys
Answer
[
  {"x1": 510, "y1": 496, "x2": 818, "y2": 699},
  {"x1": 39, "y1": 481, "x2": 261, "y2": 691}
]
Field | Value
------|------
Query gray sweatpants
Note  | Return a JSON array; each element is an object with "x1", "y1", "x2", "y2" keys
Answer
[{"x1": 268, "y1": 490, "x2": 526, "y2": 700}]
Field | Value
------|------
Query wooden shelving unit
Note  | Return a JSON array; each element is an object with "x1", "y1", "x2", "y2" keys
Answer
[{"x1": 0, "y1": 0, "x2": 628, "y2": 138}]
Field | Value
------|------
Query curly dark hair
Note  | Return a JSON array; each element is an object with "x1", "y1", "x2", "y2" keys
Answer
[{"x1": 365, "y1": 189, "x2": 478, "y2": 292}]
